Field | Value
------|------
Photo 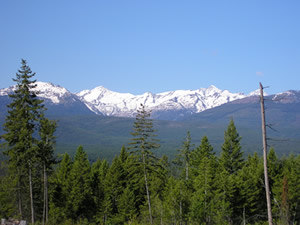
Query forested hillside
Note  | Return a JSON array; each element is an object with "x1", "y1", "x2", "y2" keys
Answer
[
  {"x1": 1, "y1": 120, "x2": 300, "y2": 224},
  {"x1": 1, "y1": 61, "x2": 300, "y2": 225}
]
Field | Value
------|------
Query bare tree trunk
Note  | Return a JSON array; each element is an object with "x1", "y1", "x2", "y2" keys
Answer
[
  {"x1": 18, "y1": 178, "x2": 22, "y2": 218},
  {"x1": 160, "y1": 204, "x2": 163, "y2": 225},
  {"x1": 179, "y1": 199, "x2": 182, "y2": 225},
  {"x1": 260, "y1": 82, "x2": 273, "y2": 225},
  {"x1": 204, "y1": 169, "x2": 208, "y2": 223},
  {"x1": 45, "y1": 165, "x2": 48, "y2": 224},
  {"x1": 185, "y1": 162, "x2": 189, "y2": 181},
  {"x1": 29, "y1": 166, "x2": 35, "y2": 224},
  {"x1": 43, "y1": 165, "x2": 45, "y2": 225},
  {"x1": 243, "y1": 207, "x2": 246, "y2": 225},
  {"x1": 143, "y1": 152, "x2": 153, "y2": 225},
  {"x1": 42, "y1": 163, "x2": 48, "y2": 225}
]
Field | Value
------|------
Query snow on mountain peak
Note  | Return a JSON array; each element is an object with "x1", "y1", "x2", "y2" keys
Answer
[
  {"x1": 272, "y1": 90, "x2": 300, "y2": 103},
  {"x1": 0, "y1": 86, "x2": 15, "y2": 96},
  {"x1": 0, "y1": 82, "x2": 259, "y2": 119},
  {"x1": 0, "y1": 81, "x2": 73, "y2": 104},
  {"x1": 249, "y1": 89, "x2": 267, "y2": 96},
  {"x1": 33, "y1": 82, "x2": 72, "y2": 103},
  {"x1": 76, "y1": 85, "x2": 247, "y2": 117}
]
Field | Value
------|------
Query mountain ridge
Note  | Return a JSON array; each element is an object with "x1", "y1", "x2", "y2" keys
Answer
[
  {"x1": 1, "y1": 82, "x2": 300, "y2": 159},
  {"x1": 1, "y1": 81, "x2": 300, "y2": 120},
  {"x1": 0, "y1": 81, "x2": 254, "y2": 120}
]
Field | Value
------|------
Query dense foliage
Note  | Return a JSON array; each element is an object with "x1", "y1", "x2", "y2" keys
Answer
[{"x1": 1, "y1": 61, "x2": 300, "y2": 224}]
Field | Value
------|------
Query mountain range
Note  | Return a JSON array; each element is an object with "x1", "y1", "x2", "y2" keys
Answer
[
  {"x1": 1, "y1": 81, "x2": 259, "y2": 120},
  {"x1": 1, "y1": 82, "x2": 300, "y2": 160}
]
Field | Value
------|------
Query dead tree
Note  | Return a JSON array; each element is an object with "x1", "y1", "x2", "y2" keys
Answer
[{"x1": 259, "y1": 82, "x2": 273, "y2": 225}]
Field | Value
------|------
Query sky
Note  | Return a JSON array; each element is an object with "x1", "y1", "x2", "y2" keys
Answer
[{"x1": 0, "y1": 1, "x2": 299, "y2": 95}]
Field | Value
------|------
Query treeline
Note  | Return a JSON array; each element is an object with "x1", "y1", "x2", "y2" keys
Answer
[
  {"x1": 2, "y1": 123, "x2": 300, "y2": 224},
  {"x1": 1, "y1": 60, "x2": 300, "y2": 225}
]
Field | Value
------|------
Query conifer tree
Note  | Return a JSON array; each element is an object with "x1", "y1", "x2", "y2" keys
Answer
[
  {"x1": 128, "y1": 104, "x2": 160, "y2": 225},
  {"x1": 118, "y1": 186, "x2": 136, "y2": 223},
  {"x1": 66, "y1": 146, "x2": 93, "y2": 221},
  {"x1": 220, "y1": 119, "x2": 244, "y2": 175},
  {"x1": 0, "y1": 165, "x2": 15, "y2": 219},
  {"x1": 237, "y1": 153, "x2": 266, "y2": 224},
  {"x1": 191, "y1": 135, "x2": 215, "y2": 177},
  {"x1": 218, "y1": 119, "x2": 244, "y2": 223},
  {"x1": 2, "y1": 59, "x2": 45, "y2": 223},
  {"x1": 103, "y1": 148, "x2": 132, "y2": 224},
  {"x1": 164, "y1": 177, "x2": 190, "y2": 224},
  {"x1": 174, "y1": 131, "x2": 193, "y2": 181},
  {"x1": 90, "y1": 158, "x2": 104, "y2": 221},
  {"x1": 190, "y1": 136, "x2": 216, "y2": 224},
  {"x1": 38, "y1": 118, "x2": 57, "y2": 224},
  {"x1": 49, "y1": 153, "x2": 72, "y2": 224},
  {"x1": 267, "y1": 148, "x2": 284, "y2": 221},
  {"x1": 94, "y1": 159, "x2": 110, "y2": 224},
  {"x1": 286, "y1": 155, "x2": 300, "y2": 223}
]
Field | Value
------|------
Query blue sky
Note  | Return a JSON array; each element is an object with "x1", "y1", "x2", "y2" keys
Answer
[{"x1": 0, "y1": 1, "x2": 299, "y2": 95}]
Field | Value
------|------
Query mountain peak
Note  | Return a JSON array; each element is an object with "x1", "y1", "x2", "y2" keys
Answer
[
  {"x1": 272, "y1": 90, "x2": 300, "y2": 103},
  {"x1": 75, "y1": 84, "x2": 247, "y2": 118},
  {"x1": 248, "y1": 89, "x2": 268, "y2": 96},
  {"x1": 0, "y1": 81, "x2": 75, "y2": 104},
  {"x1": 1, "y1": 81, "x2": 283, "y2": 120}
]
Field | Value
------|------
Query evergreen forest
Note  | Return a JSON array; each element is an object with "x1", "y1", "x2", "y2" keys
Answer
[{"x1": 1, "y1": 61, "x2": 300, "y2": 225}]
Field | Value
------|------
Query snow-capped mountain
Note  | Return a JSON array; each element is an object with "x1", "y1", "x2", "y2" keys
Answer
[
  {"x1": 0, "y1": 82, "x2": 94, "y2": 116},
  {"x1": 0, "y1": 81, "x2": 255, "y2": 119},
  {"x1": 272, "y1": 90, "x2": 300, "y2": 104},
  {"x1": 1, "y1": 81, "x2": 300, "y2": 120},
  {"x1": 76, "y1": 85, "x2": 248, "y2": 119},
  {"x1": 0, "y1": 82, "x2": 76, "y2": 104}
]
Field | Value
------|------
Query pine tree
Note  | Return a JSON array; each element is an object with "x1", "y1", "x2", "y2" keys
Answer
[
  {"x1": 90, "y1": 158, "x2": 104, "y2": 222},
  {"x1": 2, "y1": 59, "x2": 44, "y2": 223},
  {"x1": 163, "y1": 177, "x2": 190, "y2": 225},
  {"x1": 49, "y1": 153, "x2": 72, "y2": 224},
  {"x1": 38, "y1": 118, "x2": 57, "y2": 225},
  {"x1": 212, "y1": 168, "x2": 234, "y2": 224},
  {"x1": 94, "y1": 159, "x2": 110, "y2": 224},
  {"x1": 190, "y1": 136, "x2": 216, "y2": 224},
  {"x1": 103, "y1": 148, "x2": 132, "y2": 224},
  {"x1": 286, "y1": 155, "x2": 300, "y2": 223},
  {"x1": 218, "y1": 119, "x2": 244, "y2": 223},
  {"x1": 149, "y1": 155, "x2": 168, "y2": 224},
  {"x1": 267, "y1": 148, "x2": 284, "y2": 221},
  {"x1": 127, "y1": 103, "x2": 160, "y2": 225},
  {"x1": 118, "y1": 186, "x2": 137, "y2": 223},
  {"x1": 66, "y1": 146, "x2": 93, "y2": 221},
  {"x1": 174, "y1": 131, "x2": 193, "y2": 181},
  {"x1": 0, "y1": 164, "x2": 15, "y2": 219},
  {"x1": 191, "y1": 135, "x2": 215, "y2": 177},
  {"x1": 237, "y1": 153, "x2": 266, "y2": 224},
  {"x1": 220, "y1": 119, "x2": 244, "y2": 175}
]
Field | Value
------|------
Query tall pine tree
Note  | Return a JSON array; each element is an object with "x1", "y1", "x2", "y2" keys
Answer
[
  {"x1": 66, "y1": 146, "x2": 93, "y2": 221},
  {"x1": 127, "y1": 104, "x2": 160, "y2": 225},
  {"x1": 2, "y1": 59, "x2": 45, "y2": 223},
  {"x1": 38, "y1": 118, "x2": 57, "y2": 225},
  {"x1": 220, "y1": 119, "x2": 244, "y2": 175},
  {"x1": 218, "y1": 119, "x2": 244, "y2": 223},
  {"x1": 174, "y1": 131, "x2": 193, "y2": 181}
]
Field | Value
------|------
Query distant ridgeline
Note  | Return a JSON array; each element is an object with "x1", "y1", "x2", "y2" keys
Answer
[{"x1": 1, "y1": 83, "x2": 300, "y2": 160}]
